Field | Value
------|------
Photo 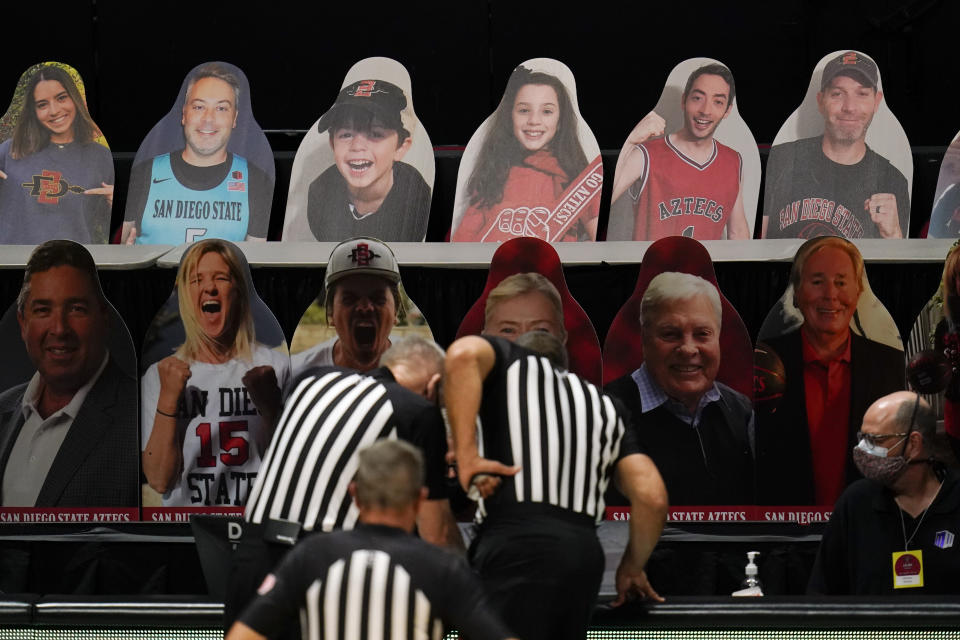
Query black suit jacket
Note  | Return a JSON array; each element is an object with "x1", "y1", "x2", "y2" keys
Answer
[
  {"x1": 0, "y1": 357, "x2": 138, "y2": 507},
  {"x1": 757, "y1": 330, "x2": 904, "y2": 505}
]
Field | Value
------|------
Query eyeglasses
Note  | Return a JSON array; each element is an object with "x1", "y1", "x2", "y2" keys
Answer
[{"x1": 856, "y1": 431, "x2": 910, "y2": 447}]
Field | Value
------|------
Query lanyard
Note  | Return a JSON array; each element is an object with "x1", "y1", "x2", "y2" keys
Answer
[{"x1": 897, "y1": 479, "x2": 944, "y2": 550}]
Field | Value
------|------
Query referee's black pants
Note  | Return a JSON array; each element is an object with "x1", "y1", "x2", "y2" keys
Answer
[{"x1": 469, "y1": 504, "x2": 604, "y2": 640}]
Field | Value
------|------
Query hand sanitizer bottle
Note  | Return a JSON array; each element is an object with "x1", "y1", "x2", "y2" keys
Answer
[{"x1": 732, "y1": 551, "x2": 764, "y2": 596}]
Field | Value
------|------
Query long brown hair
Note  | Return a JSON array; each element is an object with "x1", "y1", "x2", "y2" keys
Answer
[
  {"x1": 10, "y1": 65, "x2": 98, "y2": 159},
  {"x1": 467, "y1": 66, "x2": 588, "y2": 209}
]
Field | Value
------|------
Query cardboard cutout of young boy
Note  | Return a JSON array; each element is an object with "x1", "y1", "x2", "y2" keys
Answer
[
  {"x1": 451, "y1": 58, "x2": 603, "y2": 242},
  {"x1": 762, "y1": 50, "x2": 912, "y2": 240},
  {"x1": 122, "y1": 62, "x2": 275, "y2": 245},
  {"x1": 607, "y1": 58, "x2": 760, "y2": 240},
  {"x1": 0, "y1": 62, "x2": 114, "y2": 244},
  {"x1": 281, "y1": 57, "x2": 434, "y2": 242},
  {"x1": 140, "y1": 240, "x2": 290, "y2": 513},
  {"x1": 0, "y1": 241, "x2": 137, "y2": 512},
  {"x1": 755, "y1": 236, "x2": 905, "y2": 507}
]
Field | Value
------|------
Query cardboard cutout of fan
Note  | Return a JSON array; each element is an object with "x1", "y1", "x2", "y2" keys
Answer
[
  {"x1": 455, "y1": 236, "x2": 601, "y2": 385},
  {"x1": 754, "y1": 235, "x2": 905, "y2": 506},
  {"x1": 601, "y1": 236, "x2": 753, "y2": 396},
  {"x1": 140, "y1": 240, "x2": 290, "y2": 516},
  {"x1": 607, "y1": 57, "x2": 760, "y2": 241},
  {"x1": 282, "y1": 57, "x2": 434, "y2": 242},
  {"x1": 451, "y1": 58, "x2": 602, "y2": 242},
  {"x1": 0, "y1": 62, "x2": 113, "y2": 244},
  {"x1": 928, "y1": 133, "x2": 960, "y2": 237},
  {"x1": 122, "y1": 62, "x2": 275, "y2": 245},
  {"x1": 0, "y1": 241, "x2": 137, "y2": 516},
  {"x1": 761, "y1": 50, "x2": 912, "y2": 240},
  {"x1": 905, "y1": 241, "x2": 960, "y2": 442},
  {"x1": 289, "y1": 236, "x2": 433, "y2": 378}
]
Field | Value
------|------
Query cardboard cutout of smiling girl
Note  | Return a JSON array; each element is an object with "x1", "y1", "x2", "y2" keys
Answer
[
  {"x1": 607, "y1": 57, "x2": 760, "y2": 241},
  {"x1": 451, "y1": 58, "x2": 603, "y2": 242},
  {"x1": 0, "y1": 62, "x2": 114, "y2": 244},
  {"x1": 754, "y1": 236, "x2": 905, "y2": 506},
  {"x1": 140, "y1": 240, "x2": 290, "y2": 514},
  {"x1": 122, "y1": 62, "x2": 275, "y2": 245},
  {"x1": 761, "y1": 50, "x2": 912, "y2": 240},
  {"x1": 281, "y1": 57, "x2": 435, "y2": 242}
]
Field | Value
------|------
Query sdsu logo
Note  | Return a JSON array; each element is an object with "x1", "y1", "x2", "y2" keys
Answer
[
  {"x1": 350, "y1": 243, "x2": 380, "y2": 266},
  {"x1": 350, "y1": 80, "x2": 387, "y2": 98},
  {"x1": 21, "y1": 170, "x2": 84, "y2": 204}
]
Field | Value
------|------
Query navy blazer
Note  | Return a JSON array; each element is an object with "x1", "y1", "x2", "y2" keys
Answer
[{"x1": 0, "y1": 356, "x2": 138, "y2": 507}]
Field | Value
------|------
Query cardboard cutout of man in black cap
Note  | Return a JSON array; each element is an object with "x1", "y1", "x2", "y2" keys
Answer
[{"x1": 762, "y1": 51, "x2": 910, "y2": 240}]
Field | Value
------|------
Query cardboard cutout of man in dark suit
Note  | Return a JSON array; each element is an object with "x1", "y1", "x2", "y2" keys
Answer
[{"x1": 0, "y1": 240, "x2": 137, "y2": 507}]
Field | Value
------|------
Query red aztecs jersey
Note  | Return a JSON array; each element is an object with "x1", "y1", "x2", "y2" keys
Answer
[{"x1": 629, "y1": 136, "x2": 741, "y2": 240}]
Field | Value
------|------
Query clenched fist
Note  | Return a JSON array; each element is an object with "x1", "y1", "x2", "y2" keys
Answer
[
  {"x1": 865, "y1": 193, "x2": 902, "y2": 238},
  {"x1": 156, "y1": 355, "x2": 191, "y2": 416},
  {"x1": 626, "y1": 111, "x2": 666, "y2": 146}
]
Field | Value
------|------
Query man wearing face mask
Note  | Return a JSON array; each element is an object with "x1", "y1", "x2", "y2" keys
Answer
[{"x1": 808, "y1": 391, "x2": 960, "y2": 595}]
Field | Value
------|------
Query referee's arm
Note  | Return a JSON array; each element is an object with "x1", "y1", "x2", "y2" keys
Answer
[
  {"x1": 415, "y1": 404, "x2": 466, "y2": 550},
  {"x1": 612, "y1": 452, "x2": 668, "y2": 605},
  {"x1": 444, "y1": 336, "x2": 520, "y2": 495},
  {"x1": 225, "y1": 621, "x2": 264, "y2": 640}
]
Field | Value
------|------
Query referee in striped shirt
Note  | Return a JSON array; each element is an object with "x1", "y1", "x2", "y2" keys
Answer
[
  {"x1": 225, "y1": 337, "x2": 460, "y2": 636},
  {"x1": 227, "y1": 439, "x2": 516, "y2": 640},
  {"x1": 446, "y1": 326, "x2": 668, "y2": 640}
]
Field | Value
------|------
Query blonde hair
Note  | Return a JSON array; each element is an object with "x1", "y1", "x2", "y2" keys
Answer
[
  {"x1": 175, "y1": 240, "x2": 255, "y2": 362},
  {"x1": 484, "y1": 272, "x2": 566, "y2": 340},
  {"x1": 790, "y1": 236, "x2": 865, "y2": 295}
]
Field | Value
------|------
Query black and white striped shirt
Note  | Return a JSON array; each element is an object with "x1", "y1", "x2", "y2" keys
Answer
[
  {"x1": 476, "y1": 337, "x2": 633, "y2": 523},
  {"x1": 245, "y1": 367, "x2": 447, "y2": 532},
  {"x1": 240, "y1": 524, "x2": 509, "y2": 640}
]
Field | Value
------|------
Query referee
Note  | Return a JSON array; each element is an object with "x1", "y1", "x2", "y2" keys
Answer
[
  {"x1": 225, "y1": 337, "x2": 460, "y2": 636},
  {"x1": 446, "y1": 331, "x2": 668, "y2": 640},
  {"x1": 227, "y1": 439, "x2": 516, "y2": 640}
]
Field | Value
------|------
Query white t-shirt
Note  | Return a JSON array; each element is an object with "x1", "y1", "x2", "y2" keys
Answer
[
  {"x1": 141, "y1": 343, "x2": 290, "y2": 507},
  {"x1": 290, "y1": 336, "x2": 336, "y2": 378}
]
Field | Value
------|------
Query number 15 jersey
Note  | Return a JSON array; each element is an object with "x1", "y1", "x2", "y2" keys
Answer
[{"x1": 140, "y1": 344, "x2": 290, "y2": 507}]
